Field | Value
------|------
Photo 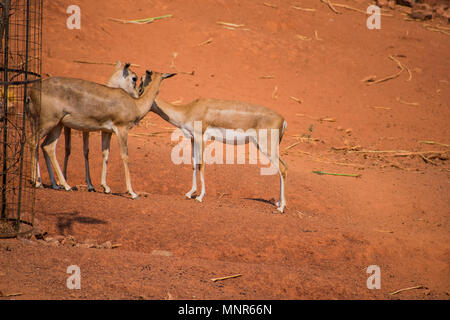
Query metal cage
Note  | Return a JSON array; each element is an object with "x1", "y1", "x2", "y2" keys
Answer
[{"x1": 0, "y1": 0, "x2": 42, "y2": 238}]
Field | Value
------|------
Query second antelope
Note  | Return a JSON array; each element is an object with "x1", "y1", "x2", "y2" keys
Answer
[{"x1": 140, "y1": 72, "x2": 288, "y2": 212}]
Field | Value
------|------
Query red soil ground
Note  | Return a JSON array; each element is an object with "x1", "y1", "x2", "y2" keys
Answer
[{"x1": 1, "y1": 0, "x2": 449, "y2": 299}]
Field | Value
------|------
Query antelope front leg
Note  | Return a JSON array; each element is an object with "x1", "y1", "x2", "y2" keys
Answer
[
  {"x1": 28, "y1": 127, "x2": 42, "y2": 188},
  {"x1": 41, "y1": 124, "x2": 72, "y2": 191},
  {"x1": 100, "y1": 131, "x2": 112, "y2": 194},
  {"x1": 82, "y1": 131, "x2": 95, "y2": 192},
  {"x1": 194, "y1": 135, "x2": 206, "y2": 203},
  {"x1": 276, "y1": 157, "x2": 287, "y2": 213},
  {"x1": 63, "y1": 127, "x2": 71, "y2": 179},
  {"x1": 115, "y1": 127, "x2": 138, "y2": 199},
  {"x1": 185, "y1": 138, "x2": 197, "y2": 199}
]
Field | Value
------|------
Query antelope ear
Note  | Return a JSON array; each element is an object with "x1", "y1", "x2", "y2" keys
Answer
[
  {"x1": 162, "y1": 73, "x2": 177, "y2": 79},
  {"x1": 123, "y1": 62, "x2": 131, "y2": 78},
  {"x1": 115, "y1": 60, "x2": 122, "y2": 70}
]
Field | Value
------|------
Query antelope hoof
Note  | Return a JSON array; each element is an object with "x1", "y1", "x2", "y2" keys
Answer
[
  {"x1": 88, "y1": 187, "x2": 96, "y2": 192},
  {"x1": 102, "y1": 185, "x2": 111, "y2": 194},
  {"x1": 33, "y1": 181, "x2": 43, "y2": 189},
  {"x1": 195, "y1": 196, "x2": 203, "y2": 203},
  {"x1": 185, "y1": 193, "x2": 193, "y2": 199},
  {"x1": 277, "y1": 206, "x2": 285, "y2": 213},
  {"x1": 63, "y1": 185, "x2": 72, "y2": 191},
  {"x1": 131, "y1": 192, "x2": 139, "y2": 199}
]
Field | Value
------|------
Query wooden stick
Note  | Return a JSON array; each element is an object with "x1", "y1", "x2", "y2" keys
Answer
[
  {"x1": 285, "y1": 141, "x2": 301, "y2": 151},
  {"x1": 374, "y1": 229, "x2": 394, "y2": 233},
  {"x1": 198, "y1": 38, "x2": 213, "y2": 46},
  {"x1": 314, "y1": 30, "x2": 323, "y2": 40},
  {"x1": 312, "y1": 170, "x2": 361, "y2": 177},
  {"x1": 396, "y1": 97, "x2": 419, "y2": 106},
  {"x1": 320, "y1": 0, "x2": 341, "y2": 14},
  {"x1": 263, "y1": 2, "x2": 277, "y2": 8},
  {"x1": 3, "y1": 292, "x2": 23, "y2": 297},
  {"x1": 291, "y1": 6, "x2": 316, "y2": 12},
  {"x1": 271, "y1": 86, "x2": 278, "y2": 99},
  {"x1": 419, "y1": 141, "x2": 450, "y2": 148},
  {"x1": 108, "y1": 14, "x2": 173, "y2": 24},
  {"x1": 211, "y1": 274, "x2": 242, "y2": 282},
  {"x1": 389, "y1": 285, "x2": 424, "y2": 295},
  {"x1": 290, "y1": 96, "x2": 303, "y2": 104},
  {"x1": 217, "y1": 21, "x2": 245, "y2": 28},
  {"x1": 365, "y1": 55, "x2": 404, "y2": 86},
  {"x1": 73, "y1": 60, "x2": 140, "y2": 67},
  {"x1": 333, "y1": 3, "x2": 393, "y2": 17},
  {"x1": 295, "y1": 34, "x2": 312, "y2": 41}
]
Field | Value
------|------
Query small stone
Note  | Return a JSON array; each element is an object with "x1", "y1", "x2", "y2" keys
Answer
[
  {"x1": 100, "y1": 241, "x2": 112, "y2": 249},
  {"x1": 151, "y1": 249, "x2": 173, "y2": 257}
]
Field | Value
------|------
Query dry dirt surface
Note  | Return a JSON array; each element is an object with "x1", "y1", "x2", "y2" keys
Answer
[{"x1": 1, "y1": 0, "x2": 449, "y2": 300}]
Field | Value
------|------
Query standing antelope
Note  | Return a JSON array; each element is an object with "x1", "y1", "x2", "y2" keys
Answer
[
  {"x1": 27, "y1": 69, "x2": 176, "y2": 198},
  {"x1": 140, "y1": 72, "x2": 288, "y2": 212},
  {"x1": 30, "y1": 61, "x2": 140, "y2": 191}
]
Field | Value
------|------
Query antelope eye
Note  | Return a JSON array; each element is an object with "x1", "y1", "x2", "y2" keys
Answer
[{"x1": 132, "y1": 77, "x2": 137, "y2": 82}]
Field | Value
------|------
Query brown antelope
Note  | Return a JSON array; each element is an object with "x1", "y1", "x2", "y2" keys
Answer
[
  {"x1": 139, "y1": 72, "x2": 288, "y2": 212},
  {"x1": 27, "y1": 69, "x2": 176, "y2": 198},
  {"x1": 63, "y1": 61, "x2": 139, "y2": 192}
]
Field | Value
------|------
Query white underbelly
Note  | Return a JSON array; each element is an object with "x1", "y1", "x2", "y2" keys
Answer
[{"x1": 204, "y1": 127, "x2": 256, "y2": 144}]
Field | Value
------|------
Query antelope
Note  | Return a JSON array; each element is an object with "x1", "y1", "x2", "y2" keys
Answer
[
  {"x1": 27, "y1": 69, "x2": 176, "y2": 199},
  {"x1": 140, "y1": 72, "x2": 288, "y2": 212},
  {"x1": 30, "y1": 61, "x2": 140, "y2": 191}
]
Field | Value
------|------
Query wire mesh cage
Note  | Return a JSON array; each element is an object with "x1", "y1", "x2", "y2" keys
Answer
[{"x1": 0, "y1": 0, "x2": 42, "y2": 238}]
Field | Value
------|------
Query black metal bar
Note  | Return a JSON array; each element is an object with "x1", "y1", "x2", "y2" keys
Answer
[
  {"x1": 1, "y1": 0, "x2": 10, "y2": 220},
  {"x1": 16, "y1": 0, "x2": 32, "y2": 228}
]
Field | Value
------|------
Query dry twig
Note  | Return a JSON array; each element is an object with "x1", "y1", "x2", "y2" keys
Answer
[
  {"x1": 291, "y1": 6, "x2": 316, "y2": 12},
  {"x1": 108, "y1": 14, "x2": 172, "y2": 24},
  {"x1": 263, "y1": 2, "x2": 277, "y2": 8},
  {"x1": 390, "y1": 285, "x2": 425, "y2": 295},
  {"x1": 364, "y1": 55, "x2": 405, "y2": 86},
  {"x1": 198, "y1": 38, "x2": 213, "y2": 46},
  {"x1": 211, "y1": 274, "x2": 242, "y2": 282},
  {"x1": 73, "y1": 60, "x2": 139, "y2": 67},
  {"x1": 290, "y1": 96, "x2": 303, "y2": 104},
  {"x1": 320, "y1": 0, "x2": 341, "y2": 14}
]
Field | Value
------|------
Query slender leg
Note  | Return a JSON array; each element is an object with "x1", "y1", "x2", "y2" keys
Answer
[
  {"x1": 195, "y1": 136, "x2": 206, "y2": 203},
  {"x1": 63, "y1": 127, "x2": 71, "y2": 179},
  {"x1": 276, "y1": 157, "x2": 287, "y2": 213},
  {"x1": 185, "y1": 138, "x2": 197, "y2": 198},
  {"x1": 100, "y1": 131, "x2": 112, "y2": 194},
  {"x1": 41, "y1": 124, "x2": 72, "y2": 191},
  {"x1": 41, "y1": 136, "x2": 58, "y2": 190},
  {"x1": 196, "y1": 161, "x2": 206, "y2": 202},
  {"x1": 114, "y1": 127, "x2": 138, "y2": 199},
  {"x1": 34, "y1": 143, "x2": 42, "y2": 187},
  {"x1": 82, "y1": 131, "x2": 95, "y2": 192},
  {"x1": 28, "y1": 119, "x2": 42, "y2": 188},
  {"x1": 254, "y1": 139, "x2": 287, "y2": 213}
]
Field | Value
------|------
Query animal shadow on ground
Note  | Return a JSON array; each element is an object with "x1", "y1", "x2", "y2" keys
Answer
[{"x1": 46, "y1": 211, "x2": 107, "y2": 235}]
